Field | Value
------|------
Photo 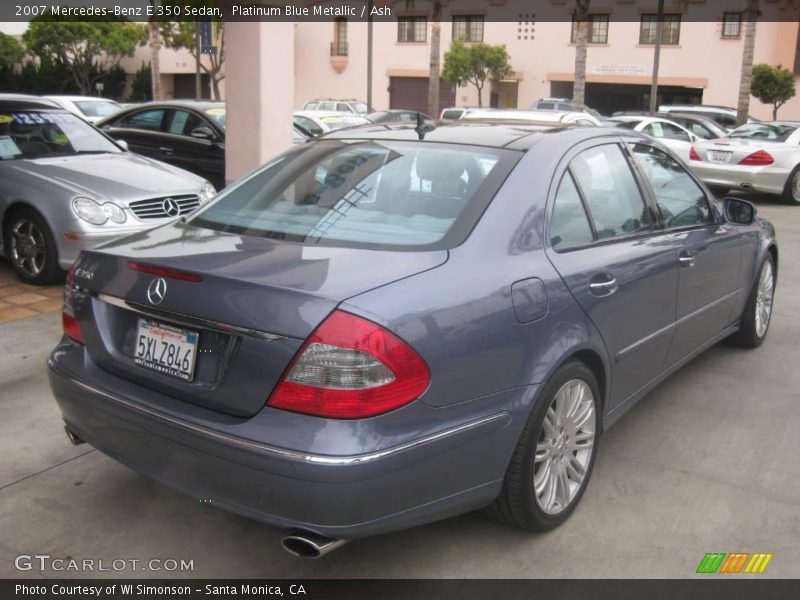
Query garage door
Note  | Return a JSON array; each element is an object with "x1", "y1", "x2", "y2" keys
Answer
[{"x1": 389, "y1": 77, "x2": 456, "y2": 115}]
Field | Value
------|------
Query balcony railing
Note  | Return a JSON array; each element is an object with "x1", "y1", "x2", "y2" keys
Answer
[{"x1": 331, "y1": 41, "x2": 348, "y2": 56}]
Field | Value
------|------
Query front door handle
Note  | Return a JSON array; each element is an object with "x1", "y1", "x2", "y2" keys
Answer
[
  {"x1": 589, "y1": 274, "x2": 618, "y2": 296},
  {"x1": 159, "y1": 146, "x2": 174, "y2": 154},
  {"x1": 678, "y1": 251, "x2": 696, "y2": 268}
]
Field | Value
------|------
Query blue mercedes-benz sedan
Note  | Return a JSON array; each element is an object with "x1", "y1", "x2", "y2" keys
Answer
[{"x1": 48, "y1": 122, "x2": 777, "y2": 558}]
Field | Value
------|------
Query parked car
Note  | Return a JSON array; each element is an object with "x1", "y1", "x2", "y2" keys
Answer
[
  {"x1": 292, "y1": 111, "x2": 371, "y2": 136},
  {"x1": 49, "y1": 121, "x2": 777, "y2": 557},
  {"x1": 613, "y1": 111, "x2": 727, "y2": 140},
  {"x1": 0, "y1": 95, "x2": 216, "y2": 284},
  {"x1": 530, "y1": 98, "x2": 602, "y2": 117},
  {"x1": 301, "y1": 99, "x2": 369, "y2": 114},
  {"x1": 610, "y1": 116, "x2": 697, "y2": 162},
  {"x1": 659, "y1": 104, "x2": 760, "y2": 132},
  {"x1": 43, "y1": 95, "x2": 124, "y2": 124},
  {"x1": 690, "y1": 121, "x2": 800, "y2": 204},
  {"x1": 463, "y1": 109, "x2": 601, "y2": 127},
  {"x1": 97, "y1": 101, "x2": 226, "y2": 190},
  {"x1": 366, "y1": 110, "x2": 433, "y2": 124},
  {"x1": 439, "y1": 107, "x2": 486, "y2": 120}
]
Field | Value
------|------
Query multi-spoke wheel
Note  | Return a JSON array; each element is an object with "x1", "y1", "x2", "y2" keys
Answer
[
  {"x1": 782, "y1": 166, "x2": 800, "y2": 205},
  {"x1": 487, "y1": 360, "x2": 601, "y2": 531},
  {"x1": 730, "y1": 254, "x2": 776, "y2": 348},
  {"x1": 3, "y1": 207, "x2": 63, "y2": 285}
]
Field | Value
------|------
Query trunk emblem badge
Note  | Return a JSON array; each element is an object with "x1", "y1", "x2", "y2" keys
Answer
[{"x1": 147, "y1": 278, "x2": 168, "y2": 305}]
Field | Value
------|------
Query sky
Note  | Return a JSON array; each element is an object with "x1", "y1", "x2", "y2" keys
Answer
[{"x1": 0, "y1": 22, "x2": 28, "y2": 35}]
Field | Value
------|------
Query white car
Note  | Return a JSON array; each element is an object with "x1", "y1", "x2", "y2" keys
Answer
[
  {"x1": 659, "y1": 104, "x2": 760, "y2": 132},
  {"x1": 43, "y1": 95, "x2": 124, "y2": 124},
  {"x1": 690, "y1": 122, "x2": 800, "y2": 204},
  {"x1": 462, "y1": 109, "x2": 602, "y2": 127},
  {"x1": 610, "y1": 116, "x2": 697, "y2": 162},
  {"x1": 293, "y1": 111, "x2": 371, "y2": 136}
]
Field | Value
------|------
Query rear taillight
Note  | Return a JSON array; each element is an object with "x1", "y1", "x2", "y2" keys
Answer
[
  {"x1": 62, "y1": 264, "x2": 84, "y2": 344},
  {"x1": 268, "y1": 310, "x2": 430, "y2": 418},
  {"x1": 739, "y1": 150, "x2": 774, "y2": 166},
  {"x1": 689, "y1": 146, "x2": 701, "y2": 161}
]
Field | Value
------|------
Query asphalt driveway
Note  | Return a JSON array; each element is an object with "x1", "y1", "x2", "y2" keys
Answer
[{"x1": 1, "y1": 196, "x2": 798, "y2": 579}]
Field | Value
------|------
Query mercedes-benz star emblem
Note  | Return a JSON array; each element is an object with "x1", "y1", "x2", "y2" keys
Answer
[
  {"x1": 162, "y1": 197, "x2": 181, "y2": 218},
  {"x1": 147, "y1": 278, "x2": 168, "y2": 305}
]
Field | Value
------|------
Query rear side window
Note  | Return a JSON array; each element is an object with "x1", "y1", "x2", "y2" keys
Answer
[
  {"x1": 550, "y1": 173, "x2": 594, "y2": 250},
  {"x1": 441, "y1": 109, "x2": 464, "y2": 120},
  {"x1": 630, "y1": 144, "x2": 712, "y2": 228},
  {"x1": 570, "y1": 144, "x2": 652, "y2": 240},
  {"x1": 191, "y1": 140, "x2": 519, "y2": 250},
  {"x1": 168, "y1": 110, "x2": 206, "y2": 137},
  {"x1": 119, "y1": 109, "x2": 165, "y2": 131}
]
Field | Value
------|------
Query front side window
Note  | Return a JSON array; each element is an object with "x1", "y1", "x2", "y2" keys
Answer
[
  {"x1": 642, "y1": 121, "x2": 691, "y2": 142},
  {"x1": 168, "y1": 110, "x2": 206, "y2": 137},
  {"x1": 191, "y1": 141, "x2": 517, "y2": 250},
  {"x1": 398, "y1": 16, "x2": 427, "y2": 42},
  {"x1": 570, "y1": 14, "x2": 610, "y2": 44},
  {"x1": 0, "y1": 110, "x2": 121, "y2": 160},
  {"x1": 119, "y1": 109, "x2": 165, "y2": 131},
  {"x1": 640, "y1": 14, "x2": 681, "y2": 45},
  {"x1": 453, "y1": 16, "x2": 484, "y2": 42},
  {"x1": 569, "y1": 144, "x2": 652, "y2": 240},
  {"x1": 630, "y1": 144, "x2": 712, "y2": 228},
  {"x1": 722, "y1": 12, "x2": 742, "y2": 38},
  {"x1": 550, "y1": 172, "x2": 594, "y2": 250}
]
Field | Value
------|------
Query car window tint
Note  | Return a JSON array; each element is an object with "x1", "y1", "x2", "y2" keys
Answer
[
  {"x1": 659, "y1": 122, "x2": 690, "y2": 141},
  {"x1": 538, "y1": 102, "x2": 555, "y2": 110},
  {"x1": 550, "y1": 172, "x2": 594, "y2": 250},
  {"x1": 293, "y1": 116, "x2": 323, "y2": 136},
  {"x1": 191, "y1": 140, "x2": 517, "y2": 250},
  {"x1": 168, "y1": 110, "x2": 205, "y2": 136},
  {"x1": 120, "y1": 109, "x2": 165, "y2": 131},
  {"x1": 336, "y1": 103, "x2": 350, "y2": 112},
  {"x1": 570, "y1": 144, "x2": 652, "y2": 239},
  {"x1": 304, "y1": 102, "x2": 319, "y2": 110},
  {"x1": 318, "y1": 102, "x2": 335, "y2": 111},
  {"x1": 630, "y1": 143, "x2": 712, "y2": 228}
]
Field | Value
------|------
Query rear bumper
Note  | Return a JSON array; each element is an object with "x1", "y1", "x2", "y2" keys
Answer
[
  {"x1": 48, "y1": 346, "x2": 532, "y2": 538},
  {"x1": 691, "y1": 162, "x2": 790, "y2": 195}
]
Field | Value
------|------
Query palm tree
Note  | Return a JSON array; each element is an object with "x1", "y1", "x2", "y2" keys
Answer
[
  {"x1": 427, "y1": 1, "x2": 443, "y2": 117},
  {"x1": 736, "y1": 0, "x2": 760, "y2": 126},
  {"x1": 572, "y1": 0, "x2": 591, "y2": 108},
  {"x1": 148, "y1": 0, "x2": 162, "y2": 100}
]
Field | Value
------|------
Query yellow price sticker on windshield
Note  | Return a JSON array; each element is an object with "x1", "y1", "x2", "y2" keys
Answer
[
  {"x1": 0, "y1": 115, "x2": 12, "y2": 123},
  {"x1": 206, "y1": 108, "x2": 225, "y2": 115}
]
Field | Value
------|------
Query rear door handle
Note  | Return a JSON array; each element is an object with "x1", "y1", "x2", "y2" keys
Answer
[
  {"x1": 589, "y1": 274, "x2": 618, "y2": 296},
  {"x1": 678, "y1": 251, "x2": 696, "y2": 268},
  {"x1": 159, "y1": 146, "x2": 174, "y2": 154}
]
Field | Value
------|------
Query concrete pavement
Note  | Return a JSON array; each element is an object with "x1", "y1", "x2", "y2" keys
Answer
[{"x1": 1, "y1": 199, "x2": 798, "y2": 579}]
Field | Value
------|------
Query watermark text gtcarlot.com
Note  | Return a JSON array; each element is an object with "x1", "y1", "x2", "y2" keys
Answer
[{"x1": 14, "y1": 554, "x2": 194, "y2": 572}]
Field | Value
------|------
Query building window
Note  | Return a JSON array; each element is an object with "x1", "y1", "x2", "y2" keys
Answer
[
  {"x1": 453, "y1": 16, "x2": 484, "y2": 42},
  {"x1": 722, "y1": 12, "x2": 742, "y2": 38},
  {"x1": 570, "y1": 14, "x2": 609, "y2": 44},
  {"x1": 398, "y1": 16, "x2": 427, "y2": 43},
  {"x1": 331, "y1": 18, "x2": 347, "y2": 56},
  {"x1": 639, "y1": 14, "x2": 681, "y2": 45}
]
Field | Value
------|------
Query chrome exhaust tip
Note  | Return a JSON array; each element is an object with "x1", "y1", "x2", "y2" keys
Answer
[
  {"x1": 64, "y1": 426, "x2": 85, "y2": 446},
  {"x1": 281, "y1": 530, "x2": 348, "y2": 559}
]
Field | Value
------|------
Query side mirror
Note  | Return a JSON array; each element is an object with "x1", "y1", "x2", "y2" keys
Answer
[
  {"x1": 190, "y1": 126, "x2": 215, "y2": 141},
  {"x1": 724, "y1": 197, "x2": 756, "y2": 225},
  {"x1": 115, "y1": 139, "x2": 129, "y2": 151},
  {"x1": 688, "y1": 132, "x2": 697, "y2": 143}
]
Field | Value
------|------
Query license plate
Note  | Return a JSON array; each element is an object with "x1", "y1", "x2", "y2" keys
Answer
[
  {"x1": 134, "y1": 318, "x2": 198, "y2": 381},
  {"x1": 708, "y1": 150, "x2": 732, "y2": 163}
]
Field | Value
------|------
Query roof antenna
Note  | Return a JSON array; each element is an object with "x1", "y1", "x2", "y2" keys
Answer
[{"x1": 415, "y1": 112, "x2": 435, "y2": 141}]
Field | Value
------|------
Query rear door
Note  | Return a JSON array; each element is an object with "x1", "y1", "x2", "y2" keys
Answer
[
  {"x1": 545, "y1": 140, "x2": 679, "y2": 409},
  {"x1": 102, "y1": 107, "x2": 169, "y2": 160},
  {"x1": 163, "y1": 108, "x2": 226, "y2": 188},
  {"x1": 628, "y1": 142, "x2": 746, "y2": 365}
]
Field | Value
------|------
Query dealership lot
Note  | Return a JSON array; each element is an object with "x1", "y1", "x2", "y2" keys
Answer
[{"x1": 0, "y1": 195, "x2": 798, "y2": 579}]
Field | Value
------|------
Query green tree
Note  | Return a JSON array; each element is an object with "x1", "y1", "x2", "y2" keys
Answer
[
  {"x1": 160, "y1": 21, "x2": 225, "y2": 99},
  {"x1": 751, "y1": 63, "x2": 796, "y2": 120},
  {"x1": 442, "y1": 39, "x2": 514, "y2": 108},
  {"x1": 0, "y1": 31, "x2": 24, "y2": 66},
  {"x1": 23, "y1": 19, "x2": 145, "y2": 95},
  {"x1": 129, "y1": 62, "x2": 153, "y2": 102}
]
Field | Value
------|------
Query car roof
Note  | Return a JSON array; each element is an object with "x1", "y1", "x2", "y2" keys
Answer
[
  {"x1": 114, "y1": 100, "x2": 224, "y2": 111},
  {"x1": 321, "y1": 121, "x2": 635, "y2": 151},
  {"x1": 44, "y1": 95, "x2": 120, "y2": 102},
  {"x1": 0, "y1": 95, "x2": 63, "y2": 110}
]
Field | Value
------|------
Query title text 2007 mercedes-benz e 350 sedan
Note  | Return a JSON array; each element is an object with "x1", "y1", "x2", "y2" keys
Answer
[{"x1": 48, "y1": 123, "x2": 777, "y2": 558}]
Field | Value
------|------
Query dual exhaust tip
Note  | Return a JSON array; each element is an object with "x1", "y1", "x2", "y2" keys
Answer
[
  {"x1": 281, "y1": 531, "x2": 348, "y2": 559},
  {"x1": 64, "y1": 427, "x2": 346, "y2": 559}
]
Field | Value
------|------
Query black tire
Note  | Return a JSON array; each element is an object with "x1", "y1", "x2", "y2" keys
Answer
[
  {"x1": 3, "y1": 207, "x2": 63, "y2": 285},
  {"x1": 486, "y1": 360, "x2": 601, "y2": 531},
  {"x1": 729, "y1": 254, "x2": 775, "y2": 348},
  {"x1": 782, "y1": 166, "x2": 800, "y2": 205}
]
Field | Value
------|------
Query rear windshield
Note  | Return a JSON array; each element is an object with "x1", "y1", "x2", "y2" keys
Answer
[
  {"x1": 191, "y1": 140, "x2": 519, "y2": 250},
  {"x1": 728, "y1": 123, "x2": 798, "y2": 142}
]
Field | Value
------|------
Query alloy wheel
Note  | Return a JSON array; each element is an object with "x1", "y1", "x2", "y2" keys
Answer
[
  {"x1": 755, "y1": 261, "x2": 774, "y2": 338},
  {"x1": 534, "y1": 378, "x2": 596, "y2": 515},
  {"x1": 9, "y1": 218, "x2": 46, "y2": 278}
]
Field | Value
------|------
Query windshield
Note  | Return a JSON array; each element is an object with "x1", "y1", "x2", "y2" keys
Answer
[
  {"x1": 205, "y1": 107, "x2": 226, "y2": 129},
  {"x1": 0, "y1": 111, "x2": 121, "y2": 160},
  {"x1": 74, "y1": 100, "x2": 122, "y2": 118},
  {"x1": 728, "y1": 123, "x2": 798, "y2": 142},
  {"x1": 191, "y1": 140, "x2": 518, "y2": 250},
  {"x1": 352, "y1": 102, "x2": 369, "y2": 114}
]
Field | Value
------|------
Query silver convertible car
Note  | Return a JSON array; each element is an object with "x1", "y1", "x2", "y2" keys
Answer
[
  {"x1": 690, "y1": 121, "x2": 800, "y2": 205},
  {"x1": 49, "y1": 122, "x2": 777, "y2": 558},
  {"x1": 0, "y1": 95, "x2": 216, "y2": 284}
]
